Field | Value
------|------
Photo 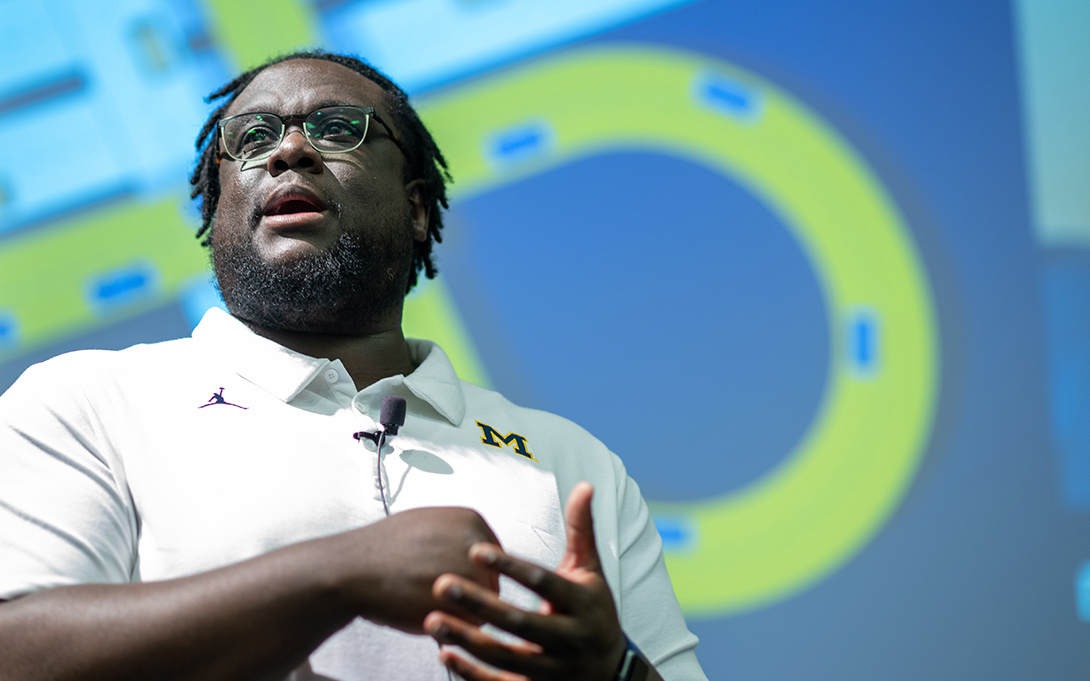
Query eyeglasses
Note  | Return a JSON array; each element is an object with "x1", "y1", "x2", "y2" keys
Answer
[{"x1": 217, "y1": 105, "x2": 404, "y2": 162}]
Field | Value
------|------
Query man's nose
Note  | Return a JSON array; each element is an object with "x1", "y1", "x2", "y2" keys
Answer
[{"x1": 266, "y1": 126, "x2": 323, "y2": 175}]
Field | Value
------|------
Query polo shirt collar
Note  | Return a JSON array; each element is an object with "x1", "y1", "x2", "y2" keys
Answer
[
  {"x1": 191, "y1": 308, "x2": 465, "y2": 425},
  {"x1": 403, "y1": 338, "x2": 466, "y2": 426}
]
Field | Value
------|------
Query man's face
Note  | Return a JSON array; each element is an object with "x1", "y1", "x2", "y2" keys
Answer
[{"x1": 211, "y1": 59, "x2": 428, "y2": 333}]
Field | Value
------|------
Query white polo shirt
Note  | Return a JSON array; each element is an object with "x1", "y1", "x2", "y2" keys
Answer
[{"x1": 0, "y1": 308, "x2": 705, "y2": 680}]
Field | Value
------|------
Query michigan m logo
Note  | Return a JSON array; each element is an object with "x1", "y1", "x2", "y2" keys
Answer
[{"x1": 476, "y1": 421, "x2": 538, "y2": 462}]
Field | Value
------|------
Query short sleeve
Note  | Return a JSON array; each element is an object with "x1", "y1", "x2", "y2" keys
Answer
[
  {"x1": 612, "y1": 459, "x2": 709, "y2": 681},
  {"x1": 0, "y1": 357, "x2": 137, "y2": 600}
]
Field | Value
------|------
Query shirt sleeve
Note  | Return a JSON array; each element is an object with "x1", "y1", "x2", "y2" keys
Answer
[
  {"x1": 0, "y1": 356, "x2": 137, "y2": 600},
  {"x1": 611, "y1": 457, "x2": 709, "y2": 681}
]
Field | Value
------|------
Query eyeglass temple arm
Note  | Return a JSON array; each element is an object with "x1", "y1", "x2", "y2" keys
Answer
[{"x1": 369, "y1": 113, "x2": 407, "y2": 156}]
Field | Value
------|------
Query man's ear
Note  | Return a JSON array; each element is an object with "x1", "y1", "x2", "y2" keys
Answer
[{"x1": 405, "y1": 179, "x2": 430, "y2": 242}]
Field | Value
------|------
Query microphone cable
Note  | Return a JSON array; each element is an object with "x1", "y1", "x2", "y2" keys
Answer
[{"x1": 353, "y1": 395, "x2": 407, "y2": 517}]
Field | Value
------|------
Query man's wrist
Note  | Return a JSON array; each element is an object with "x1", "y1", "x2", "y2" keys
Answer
[{"x1": 614, "y1": 636, "x2": 651, "y2": 681}]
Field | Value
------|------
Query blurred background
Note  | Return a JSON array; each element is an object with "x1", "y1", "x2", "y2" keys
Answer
[{"x1": 2, "y1": 0, "x2": 1088, "y2": 678}]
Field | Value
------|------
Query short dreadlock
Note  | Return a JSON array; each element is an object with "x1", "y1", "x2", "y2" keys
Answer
[{"x1": 189, "y1": 51, "x2": 451, "y2": 292}]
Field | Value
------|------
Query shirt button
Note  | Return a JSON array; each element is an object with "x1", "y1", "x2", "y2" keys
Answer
[{"x1": 325, "y1": 369, "x2": 339, "y2": 383}]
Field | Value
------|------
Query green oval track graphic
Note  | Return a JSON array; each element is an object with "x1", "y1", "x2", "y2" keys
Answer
[{"x1": 419, "y1": 45, "x2": 939, "y2": 617}]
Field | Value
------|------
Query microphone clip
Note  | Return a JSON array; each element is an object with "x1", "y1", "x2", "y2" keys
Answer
[{"x1": 353, "y1": 431, "x2": 381, "y2": 445}]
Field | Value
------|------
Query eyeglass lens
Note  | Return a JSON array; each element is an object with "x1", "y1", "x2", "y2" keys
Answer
[{"x1": 221, "y1": 106, "x2": 373, "y2": 160}]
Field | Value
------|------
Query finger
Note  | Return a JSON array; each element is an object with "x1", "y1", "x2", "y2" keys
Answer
[
  {"x1": 433, "y1": 573, "x2": 573, "y2": 648},
  {"x1": 438, "y1": 647, "x2": 530, "y2": 681},
  {"x1": 560, "y1": 482, "x2": 601, "y2": 574},
  {"x1": 425, "y1": 611, "x2": 545, "y2": 676},
  {"x1": 423, "y1": 570, "x2": 493, "y2": 629},
  {"x1": 469, "y1": 544, "x2": 587, "y2": 609}
]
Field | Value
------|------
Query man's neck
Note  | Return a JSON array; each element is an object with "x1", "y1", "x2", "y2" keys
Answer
[{"x1": 238, "y1": 316, "x2": 418, "y2": 392}]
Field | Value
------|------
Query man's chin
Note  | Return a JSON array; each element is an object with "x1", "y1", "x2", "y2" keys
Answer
[
  {"x1": 211, "y1": 231, "x2": 409, "y2": 335},
  {"x1": 215, "y1": 269, "x2": 396, "y2": 334}
]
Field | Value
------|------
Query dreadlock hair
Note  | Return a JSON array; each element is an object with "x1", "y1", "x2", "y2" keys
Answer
[{"x1": 189, "y1": 50, "x2": 451, "y2": 292}]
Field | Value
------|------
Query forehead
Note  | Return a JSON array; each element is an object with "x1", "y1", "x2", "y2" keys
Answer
[{"x1": 227, "y1": 59, "x2": 391, "y2": 118}]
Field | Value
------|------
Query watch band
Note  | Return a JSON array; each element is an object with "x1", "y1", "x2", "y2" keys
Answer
[{"x1": 615, "y1": 637, "x2": 651, "y2": 681}]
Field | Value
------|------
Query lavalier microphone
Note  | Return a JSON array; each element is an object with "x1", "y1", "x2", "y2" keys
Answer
[
  {"x1": 353, "y1": 395, "x2": 407, "y2": 445},
  {"x1": 352, "y1": 395, "x2": 407, "y2": 516}
]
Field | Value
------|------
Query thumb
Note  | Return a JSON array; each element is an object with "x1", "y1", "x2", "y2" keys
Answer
[{"x1": 559, "y1": 481, "x2": 601, "y2": 574}]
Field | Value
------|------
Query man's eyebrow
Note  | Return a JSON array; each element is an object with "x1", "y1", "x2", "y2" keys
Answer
[{"x1": 233, "y1": 100, "x2": 373, "y2": 114}]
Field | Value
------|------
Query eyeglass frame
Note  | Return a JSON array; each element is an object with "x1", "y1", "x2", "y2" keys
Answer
[{"x1": 216, "y1": 105, "x2": 406, "y2": 163}]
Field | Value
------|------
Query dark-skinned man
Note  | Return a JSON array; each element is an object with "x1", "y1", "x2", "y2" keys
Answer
[{"x1": 0, "y1": 53, "x2": 706, "y2": 681}]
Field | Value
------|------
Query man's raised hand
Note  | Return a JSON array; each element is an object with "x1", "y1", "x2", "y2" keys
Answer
[{"x1": 423, "y1": 482, "x2": 633, "y2": 681}]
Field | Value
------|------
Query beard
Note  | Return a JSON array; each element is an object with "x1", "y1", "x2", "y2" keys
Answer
[{"x1": 211, "y1": 213, "x2": 414, "y2": 334}]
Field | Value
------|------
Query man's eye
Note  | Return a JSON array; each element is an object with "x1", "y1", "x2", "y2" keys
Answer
[
  {"x1": 312, "y1": 118, "x2": 363, "y2": 142},
  {"x1": 241, "y1": 126, "x2": 275, "y2": 147}
]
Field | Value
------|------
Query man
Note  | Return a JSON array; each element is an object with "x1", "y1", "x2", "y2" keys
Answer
[{"x1": 0, "y1": 52, "x2": 706, "y2": 680}]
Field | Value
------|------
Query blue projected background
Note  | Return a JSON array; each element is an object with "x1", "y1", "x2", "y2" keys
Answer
[{"x1": 2, "y1": 1, "x2": 1090, "y2": 679}]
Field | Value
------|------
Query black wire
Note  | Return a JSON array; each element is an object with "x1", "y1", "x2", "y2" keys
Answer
[
  {"x1": 362, "y1": 430, "x2": 451, "y2": 678},
  {"x1": 374, "y1": 431, "x2": 391, "y2": 516}
]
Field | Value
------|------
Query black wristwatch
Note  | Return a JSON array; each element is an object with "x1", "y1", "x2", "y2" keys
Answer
[{"x1": 615, "y1": 637, "x2": 651, "y2": 681}]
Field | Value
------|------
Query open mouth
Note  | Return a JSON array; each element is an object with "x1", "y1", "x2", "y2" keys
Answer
[
  {"x1": 270, "y1": 198, "x2": 322, "y2": 215},
  {"x1": 261, "y1": 186, "x2": 330, "y2": 221}
]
